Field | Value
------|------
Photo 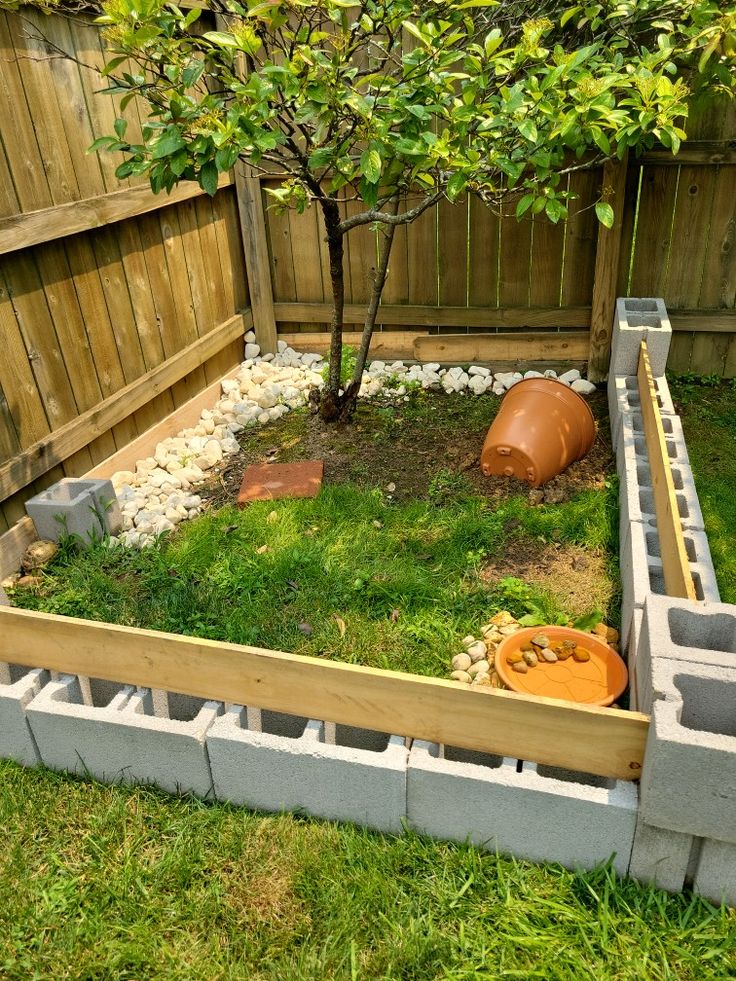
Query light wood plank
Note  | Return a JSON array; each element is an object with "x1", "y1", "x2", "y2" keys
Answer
[
  {"x1": 0, "y1": 605, "x2": 650, "y2": 781},
  {"x1": 0, "y1": 175, "x2": 234, "y2": 255},
  {"x1": 588, "y1": 154, "x2": 628, "y2": 381},
  {"x1": 414, "y1": 332, "x2": 589, "y2": 363},
  {"x1": 0, "y1": 315, "x2": 245, "y2": 502},
  {"x1": 282, "y1": 330, "x2": 427, "y2": 361},
  {"x1": 0, "y1": 516, "x2": 36, "y2": 581},
  {"x1": 637, "y1": 341, "x2": 696, "y2": 600}
]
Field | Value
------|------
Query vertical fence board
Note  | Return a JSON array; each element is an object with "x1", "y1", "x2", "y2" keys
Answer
[
  {"x1": 468, "y1": 194, "x2": 499, "y2": 308},
  {"x1": 438, "y1": 197, "x2": 468, "y2": 308},
  {"x1": 562, "y1": 170, "x2": 600, "y2": 306}
]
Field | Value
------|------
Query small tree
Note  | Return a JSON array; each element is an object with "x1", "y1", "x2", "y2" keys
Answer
[{"x1": 90, "y1": 0, "x2": 735, "y2": 419}]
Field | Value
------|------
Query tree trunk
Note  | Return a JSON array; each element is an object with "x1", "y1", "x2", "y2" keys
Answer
[
  {"x1": 337, "y1": 198, "x2": 399, "y2": 420},
  {"x1": 318, "y1": 197, "x2": 346, "y2": 422}
]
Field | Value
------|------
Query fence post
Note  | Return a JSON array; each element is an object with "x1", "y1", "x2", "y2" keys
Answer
[
  {"x1": 233, "y1": 164, "x2": 278, "y2": 355},
  {"x1": 588, "y1": 152, "x2": 629, "y2": 382}
]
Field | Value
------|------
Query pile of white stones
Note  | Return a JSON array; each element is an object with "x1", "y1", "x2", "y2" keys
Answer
[{"x1": 108, "y1": 331, "x2": 597, "y2": 548}]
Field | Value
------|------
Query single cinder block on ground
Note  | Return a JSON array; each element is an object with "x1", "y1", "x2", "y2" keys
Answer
[
  {"x1": 407, "y1": 742, "x2": 637, "y2": 874},
  {"x1": 610, "y1": 298, "x2": 672, "y2": 377},
  {"x1": 639, "y1": 658, "x2": 736, "y2": 844},
  {"x1": 628, "y1": 816, "x2": 696, "y2": 894},
  {"x1": 693, "y1": 838, "x2": 736, "y2": 907},
  {"x1": 207, "y1": 707, "x2": 408, "y2": 833},
  {"x1": 0, "y1": 662, "x2": 48, "y2": 766},
  {"x1": 607, "y1": 372, "x2": 676, "y2": 446},
  {"x1": 636, "y1": 594, "x2": 736, "y2": 713},
  {"x1": 25, "y1": 478, "x2": 121, "y2": 543},
  {"x1": 620, "y1": 520, "x2": 719, "y2": 653},
  {"x1": 26, "y1": 677, "x2": 220, "y2": 796}
]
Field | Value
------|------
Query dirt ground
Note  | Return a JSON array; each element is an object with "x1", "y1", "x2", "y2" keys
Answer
[{"x1": 202, "y1": 389, "x2": 613, "y2": 509}]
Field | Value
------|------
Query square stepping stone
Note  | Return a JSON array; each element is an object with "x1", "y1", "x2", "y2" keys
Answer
[{"x1": 237, "y1": 461, "x2": 324, "y2": 505}]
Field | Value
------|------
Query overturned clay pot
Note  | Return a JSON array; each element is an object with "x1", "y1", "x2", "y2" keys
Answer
[{"x1": 480, "y1": 377, "x2": 596, "y2": 488}]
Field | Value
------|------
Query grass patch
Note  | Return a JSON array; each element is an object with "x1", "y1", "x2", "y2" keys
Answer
[
  {"x1": 13, "y1": 481, "x2": 619, "y2": 675},
  {"x1": 670, "y1": 376, "x2": 736, "y2": 603},
  {"x1": 0, "y1": 762, "x2": 734, "y2": 980}
]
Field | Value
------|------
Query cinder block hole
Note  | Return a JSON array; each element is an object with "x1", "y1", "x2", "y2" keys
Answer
[
  {"x1": 260, "y1": 710, "x2": 308, "y2": 739},
  {"x1": 634, "y1": 436, "x2": 678, "y2": 461},
  {"x1": 628, "y1": 314, "x2": 664, "y2": 329},
  {"x1": 332, "y1": 725, "x2": 391, "y2": 753},
  {"x1": 624, "y1": 299, "x2": 659, "y2": 313},
  {"x1": 536, "y1": 764, "x2": 615, "y2": 790},
  {"x1": 39, "y1": 479, "x2": 98, "y2": 504},
  {"x1": 650, "y1": 568, "x2": 704, "y2": 601},
  {"x1": 166, "y1": 693, "x2": 210, "y2": 722},
  {"x1": 441, "y1": 745, "x2": 503, "y2": 769},
  {"x1": 640, "y1": 488, "x2": 688, "y2": 520},
  {"x1": 0, "y1": 663, "x2": 42, "y2": 685},
  {"x1": 676, "y1": 675, "x2": 736, "y2": 737},
  {"x1": 646, "y1": 531, "x2": 697, "y2": 563},
  {"x1": 85, "y1": 678, "x2": 127, "y2": 708},
  {"x1": 633, "y1": 413, "x2": 673, "y2": 435},
  {"x1": 669, "y1": 608, "x2": 736, "y2": 654}
]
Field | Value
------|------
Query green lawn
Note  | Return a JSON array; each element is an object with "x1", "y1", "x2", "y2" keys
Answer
[
  {"x1": 3, "y1": 388, "x2": 736, "y2": 977},
  {"x1": 670, "y1": 376, "x2": 736, "y2": 603},
  {"x1": 1, "y1": 763, "x2": 734, "y2": 980}
]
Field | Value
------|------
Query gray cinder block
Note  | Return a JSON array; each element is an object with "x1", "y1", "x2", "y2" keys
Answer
[
  {"x1": 628, "y1": 816, "x2": 695, "y2": 894},
  {"x1": 620, "y1": 521, "x2": 719, "y2": 654},
  {"x1": 406, "y1": 742, "x2": 637, "y2": 874},
  {"x1": 0, "y1": 662, "x2": 48, "y2": 766},
  {"x1": 693, "y1": 838, "x2": 736, "y2": 907},
  {"x1": 616, "y1": 413, "x2": 705, "y2": 544},
  {"x1": 607, "y1": 372, "x2": 676, "y2": 446},
  {"x1": 639, "y1": 658, "x2": 736, "y2": 844},
  {"x1": 610, "y1": 298, "x2": 672, "y2": 377},
  {"x1": 25, "y1": 478, "x2": 121, "y2": 544},
  {"x1": 637, "y1": 594, "x2": 736, "y2": 712},
  {"x1": 26, "y1": 676, "x2": 219, "y2": 797},
  {"x1": 207, "y1": 707, "x2": 408, "y2": 833}
]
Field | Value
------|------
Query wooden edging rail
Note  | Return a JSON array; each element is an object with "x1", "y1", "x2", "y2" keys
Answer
[
  {"x1": 637, "y1": 340, "x2": 696, "y2": 599},
  {"x1": 0, "y1": 312, "x2": 248, "y2": 504},
  {"x1": 0, "y1": 606, "x2": 649, "y2": 781}
]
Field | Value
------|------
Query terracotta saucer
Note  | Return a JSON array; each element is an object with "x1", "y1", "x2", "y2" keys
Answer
[{"x1": 494, "y1": 625, "x2": 628, "y2": 707}]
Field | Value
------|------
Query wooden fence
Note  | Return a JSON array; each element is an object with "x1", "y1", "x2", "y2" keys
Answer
[{"x1": 1, "y1": 5, "x2": 736, "y2": 526}]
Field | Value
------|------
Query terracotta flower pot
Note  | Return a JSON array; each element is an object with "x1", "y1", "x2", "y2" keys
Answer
[{"x1": 480, "y1": 378, "x2": 596, "y2": 488}]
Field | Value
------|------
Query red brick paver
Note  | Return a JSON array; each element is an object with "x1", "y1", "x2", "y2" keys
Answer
[{"x1": 237, "y1": 461, "x2": 324, "y2": 505}]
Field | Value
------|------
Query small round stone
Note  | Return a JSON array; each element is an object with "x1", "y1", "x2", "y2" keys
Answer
[
  {"x1": 506, "y1": 651, "x2": 523, "y2": 664},
  {"x1": 511, "y1": 661, "x2": 528, "y2": 674},
  {"x1": 22, "y1": 539, "x2": 58, "y2": 571},
  {"x1": 531, "y1": 633, "x2": 550, "y2": 649},
  {"x1": 540, "y1": 648, "x2": 558, "y2": 663},
  {"x1": 522, "y1": 650, "x2": 538, "y2": 667},
  {"x1": 451, "y1": 670, "x2": 472, "y2": 683},
  {"x1": 499, "y1": 623, "x2": 522, "y2": 636},
  {"x1": 471, "y1": 674, "x2": 492, "y2": 688},
  {"x1": 468, "y1": 661, "x2": 490, "y2": 678},
  {"x1": 461, "y1": 634, "x2": 476, "y2": 648},
  {"x1": 467, "y1": 640, "x2": 488, "y2": 662},
  {"x1": 572, "y1": 646, "x2": 591, "y2": 662},
  {"x1": 452, "y1": 652, "x2": 472, "y2": 672}
]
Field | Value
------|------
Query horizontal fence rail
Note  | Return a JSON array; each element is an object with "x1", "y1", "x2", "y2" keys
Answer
[{"x1": 0, "y1": 606, "x2": 650, "y2": 781}]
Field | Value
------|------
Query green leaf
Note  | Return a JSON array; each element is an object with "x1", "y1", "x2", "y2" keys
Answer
[
  {"x1": 113, "y1": 117, "x2": 127, "y2": 140},
  {"x1": 87, "y1": 136, "x2": 116, "y2": 154},
  {"x1": 403, "y1": 21, "x2": 430, "y2": 48},
  {"x1": 515, "y1": 193, "x2": 535, "y2": 218},
  {"x1": 215, "y1": 146, "x2": 239, "y2": 171},
  {"x1": 446, "y1": 172, "x2": 467, "y2": 202},
  {"x1": 518, "y1": 118, "x2": 538, "y2": 142},
  {"x1": 518, "y1": 613, "x2": 545, "y2": 627},
  {"x1": 151, "y1": 127, "x2": 186, "y2": 160},
  {"x1": 199, "y1": 161, "x2": 219, "y2": 196},
  {"x1": 545, "y1": 198, "x2": 565, "y2": 223},
  {"x1": 595, "y1": 201, "x2": 614, "y2": 228},
  {"x1": 592, "y1": 128, "x2": 610, "y2": 155},
  {"x1": 560, "y1": 5, "x2": 581, "y2": 27},
  {"x1": 360, "y1": 148, "x2": 382, "y2": 184},
  {"x1": 572, "y1": 610, "x2": 603, "y2": 632},
  {"x1": 202, "y1": 31, "x2": 238, "y2": 48}
]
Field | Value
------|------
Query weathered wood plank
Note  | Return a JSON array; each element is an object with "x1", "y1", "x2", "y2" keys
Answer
[
  {"x1": 234, "y1": 165, "x2": 278, "y2": 354},
  {"x1": 0, "y1": 606, "x2": 650, "y2": 781},
  {"x1": 414, "y1": 332, "x2": 590, "y2": 363},
  {"x1": 0, "y1": 175, "x2": 234, "y2": 255},
  {"x1": 274, "y1": 303, "x2": 591, "y2": 329},
  {"x1": 0, "y1": 315, "x2": 246, "y2": 502}
]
